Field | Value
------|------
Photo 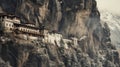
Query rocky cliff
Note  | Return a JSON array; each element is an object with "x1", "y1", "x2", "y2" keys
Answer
[{"x1": 0, "y1": 0, "x2": 120, "y2": 67}]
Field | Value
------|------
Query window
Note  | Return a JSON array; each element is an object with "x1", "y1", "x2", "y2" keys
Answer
[
  {"x1": 10, "y1": 28, "x2": 12, "y2": 30},
  {"x1": 20, "y1": 28, "x2": 22, "y2": 31},
  {"x1": 12, "y1": 25, "x2": 14, "y2": 27},
  {"x1": 9, "y1": 24, "x2": 11, "y2": 27},
  {"x1": 21, "y1": 28, "x2": 23, "y2": 31},
  {"x1": 6, "y1": 23, "x2": 8, "y2": 26}
]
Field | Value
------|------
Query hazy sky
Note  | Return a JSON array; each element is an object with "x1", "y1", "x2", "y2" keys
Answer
[{"x1": 96, "y1": 0, "x2": 120, "y2": 14}]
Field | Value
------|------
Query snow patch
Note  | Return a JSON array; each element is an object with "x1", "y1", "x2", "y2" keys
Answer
[{"x1": 100, "y1": 10, "x2": 120, "y2": 48}]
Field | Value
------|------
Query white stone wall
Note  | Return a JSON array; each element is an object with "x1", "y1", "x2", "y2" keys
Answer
[
  {"x1": 4, "y1": 16, "x2": 20, "y2": 24},
  {"x1": 43, "y1": 33, "x2": 62, "y2": 47},
  {"x1": 13, "y1": 18, "x2": 20, "y2": 24},
  {"x1": 26, "y1": 24, "x2": 35, "y2": 27},
  {"x1": 2, "y1": 20, "x2": 14, "y2": 32},
  {"x1": 28, "y1": 36, "x2": 38, "y2": 40},
  {"x1": 1, "y1": 16, "x2": 20, "y2": 32},
  {"x1": 18, "y1": 27, "x2": 39, "y2": 34},
  {"x1": 17, "y1": 34, "x2": 38, "y2": 40},
  {"x1": 71, "y1": 37, "x2": 78, "y2": 46},
  {"x1": 62, "y1": 39, "x2": 72, "y2": 49},
  {"x1": 42, "y1": 33, "x2": 79, "y2": 49}
]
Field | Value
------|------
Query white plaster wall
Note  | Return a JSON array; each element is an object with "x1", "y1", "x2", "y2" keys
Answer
[{"x1": 43, "y1": 33, "x2": 62, "y2": 46}]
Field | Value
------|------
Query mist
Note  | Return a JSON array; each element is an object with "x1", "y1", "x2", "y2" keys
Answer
[{"x1": 96, "y1": 0, "x2": 120, "y2": 15}]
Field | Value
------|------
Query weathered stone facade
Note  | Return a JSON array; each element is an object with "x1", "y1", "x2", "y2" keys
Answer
[{"x1": 0, "y1": 14, "x2": 48, "y2": 40}]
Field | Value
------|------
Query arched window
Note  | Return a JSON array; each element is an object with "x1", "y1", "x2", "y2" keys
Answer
[
  {"x1": 9, "y1": 24, "x2": 11, "y2": 27},
  {"x1": 6, "y1": 23, "x2": 8, "y2": 26},
  {"x1": 21, "y1": 28, "x2": 22, "y2": 31},
  {"x1": 25, "y1": 28, "x2": 27, "y2": 32},
  {"x1": 22, "y1": 28, "x2": 24, "y2": 31},
  {"x1": 10, "y1": 28, "x2": 12, "y2": 30},
  {"x1": 27, "y1": 29, "x2": 29, "y2": 32},
  {"x1": 28, "y1": 29, "x2": 30, "y2": 32},
  {"x1": 12, "y1": 25, "x2": 14, "y2": 27}
]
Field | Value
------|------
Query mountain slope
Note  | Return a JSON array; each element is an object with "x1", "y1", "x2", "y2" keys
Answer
[{"x1": 100, "y1": 10, "x2": 120, "y2": 48}]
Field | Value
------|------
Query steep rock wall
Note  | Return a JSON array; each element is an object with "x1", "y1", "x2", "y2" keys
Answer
[
  {"x1": 0, "y1": 0, "x2": 120, "y2": 67},
  {"x1": 0, "y1": 0, "x2": 99, "y2": 37}
]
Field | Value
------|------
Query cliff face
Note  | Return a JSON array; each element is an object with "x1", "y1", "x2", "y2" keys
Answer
[
  {"x1": 0, "y1": 0, "x2": 120, "y2": 67},
  {"x1": 0, "y1": 0, "x2": 100, "y2": 37}
]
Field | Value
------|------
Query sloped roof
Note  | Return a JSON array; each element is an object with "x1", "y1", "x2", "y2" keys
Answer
[{"x1": 0, "y1": 13, "x2": 20, "y2": 19}]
